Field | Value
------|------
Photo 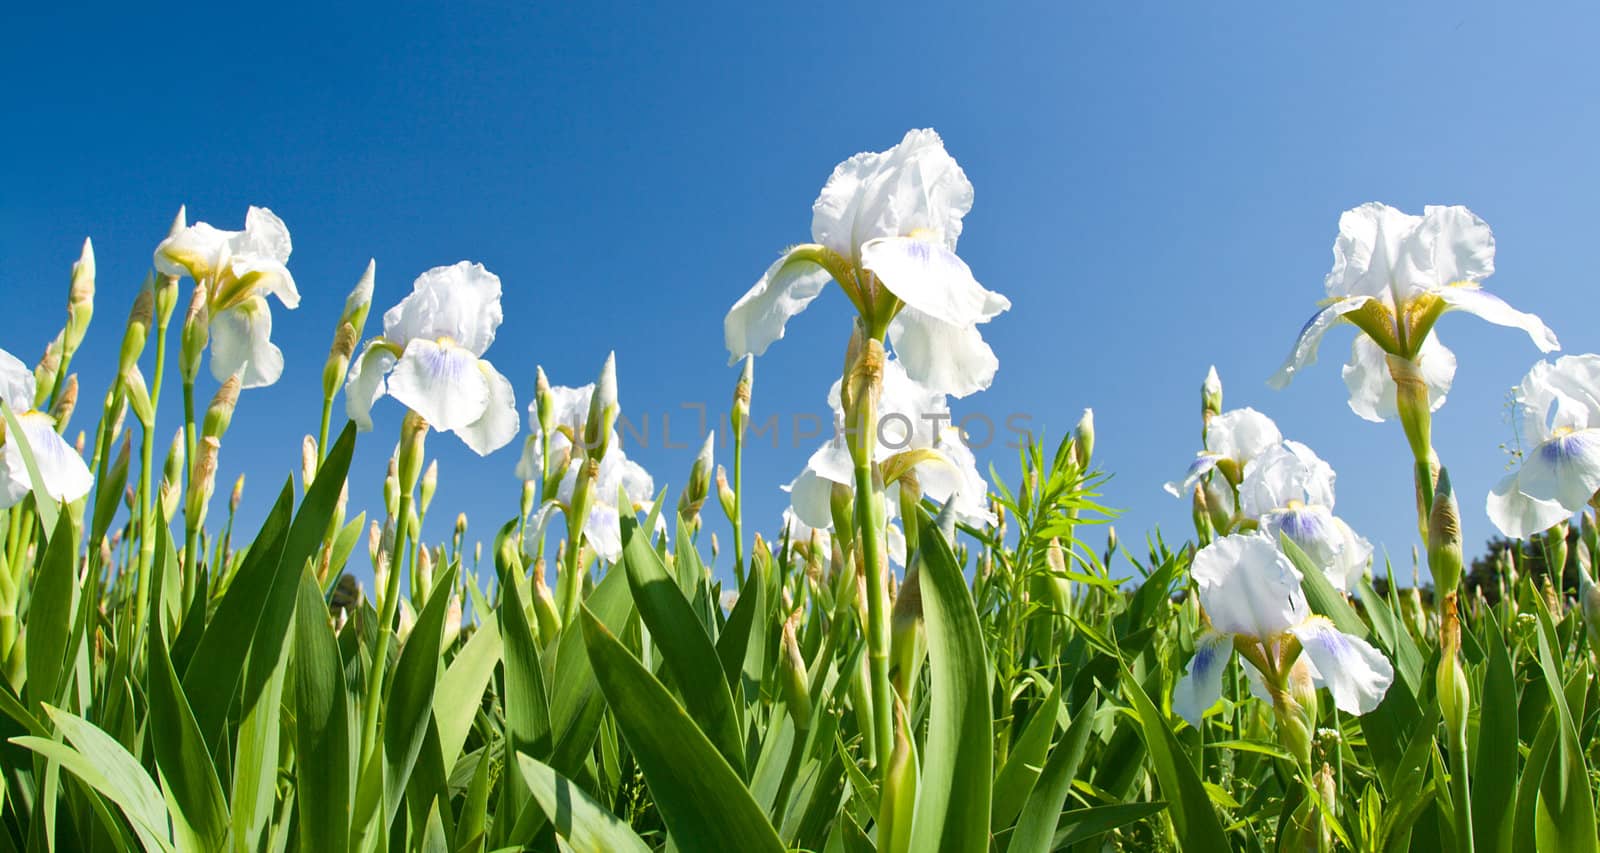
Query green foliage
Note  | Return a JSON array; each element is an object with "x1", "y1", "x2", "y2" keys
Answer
[{"x1": 1, "y1": 226, "x2": 1597, "y2": 853}]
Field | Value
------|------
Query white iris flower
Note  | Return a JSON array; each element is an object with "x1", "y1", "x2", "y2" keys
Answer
[
  {"x1": 1172, "y1": 534, "x2": 1394, "y2": 727},
  {"x1": 0, "y1": 348, "x2": 93, "y2": 508},
  {"x1": 1487, "y1": 354, "x2": 1600, "y2": 539},
  {"x1": 154, "y1": 206, "x2": 299, "y2": 388},
  {"x1": 1270, "y1": 203, "x2": 1558, "y2": 415},
  {"x1": 724, "y1": 129, "x2": 1010, "y2": 398},
  {"x1": 345, "y1": 262, "x2": 519, "y2": 455}
]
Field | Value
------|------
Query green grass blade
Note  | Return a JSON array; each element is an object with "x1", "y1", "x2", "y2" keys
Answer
[
  {"x1": 1471, "y1": 608, "x2": 1516, "y2": 853},
  {"x1": 908, "y1": 510, "x2": 994, "y2": 853},
  {"x1": 579, "y1": 605, "x2": 784, "y2": 852},
  {"x1": 33, "y1": 706, "x2": 173, "y2": 852},
  {"x1": 23, "y1": 510, "x2": 78, "y2": 712},
  {"x1": 621, "y1": 520, "x2": 745, "y2": 776},
  {"x1": 291, "y1": 565, "x2": 352, "y2": 853},
  {"x1": 1120, "y1": 666, "x2": 1229, "y2": 848},
  {"x1": 382, "y1": 564, "x2": 459, "y2": 829},
  {"x1": 992, "y1": 681, "x2": 1061, "y2": 831},
  {"x1": 435, "y1": 620, "x2": 501, "y2": 778},
  {"x1": 148, "y1": 611, "x2": 228, "y2": 850},
  {"x1": 515, "y1": 754, "x2": 652, "y2": 853},
  {"x1": 1530, "y1": 596, "x2": 1596, "y2": 853},
  {"x1": 1009, "y1": 695, "x2": 1098, "y2": 853}
]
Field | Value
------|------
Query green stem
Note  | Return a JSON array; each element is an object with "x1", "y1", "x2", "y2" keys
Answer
[
  {"x1": 181, "y1": 378, "x2": 198, "y2": 592},
  {"x1": 1450, "y1": 717, "x2": 1474, "y2": 853},
  {"x1": 733, "y1": 429, "x2": 745, "y2": 585},
  {"x1": 854, "y1": 458, "x2": 893, "y2": 782},
  {"x1": 359, "y1": 489, "x2": 413, "y2": 768},
  {"x1": 317, "y1": 394, "x2": 334, "y2": 467},
  {"x1": 134, "y1": 317, "x2": 171, "y2": 633}
]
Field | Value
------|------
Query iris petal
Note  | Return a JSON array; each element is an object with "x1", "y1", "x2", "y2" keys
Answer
[
  {"x1": 386, "y1": 339, "x2": 490, "y2": 431},
  {"x1": 1291, "y1": 616, "x2": 1394, "y2": 715},
  {"x1": 1173, "y1": 632, "x2": 1233, "y2": 727}
]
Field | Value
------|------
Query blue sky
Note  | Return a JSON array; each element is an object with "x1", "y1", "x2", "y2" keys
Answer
[{"x1": 4, "y1": 1, "x2": 1597, "y2": 586}]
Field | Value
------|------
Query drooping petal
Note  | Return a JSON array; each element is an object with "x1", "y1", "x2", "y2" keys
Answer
[
  {"x1": 1173, "y1": 632, "x2": 1233, "y2": 728},
  {"x1": 1, "y1": 411, "x2": 93, "y2": 506},
  {"x1": 784, "y1": 466, "x2": 837, "y2": 531},
  {"x1": 386, "y1": 339, "x2": 490, "y2": 432},
  {"x1": 1328, "y1": 517, "x2": 1374, "y2": 593},
  {"x1": 1486, "y1": 428, "x2": 1600, "y2": 539},
  {"x1": 515, "y1": 435, "x2": 541, "y2": 482},
  {"x1": 0, "y1": 348, "x2": 37, "y2": 413},
  {"x1": 1163, "y1": 453, "x2": 1220, "y2": 498},
  {"x1": 1291, "y1": 616, "x2": 1394, "y2": 715},
  {"x1": 227, "y1": 254, "x2": 299, "y2": 309},
  {"x1": 452, "y1": 359, "x2": 519, "y2": 455},
  {"x1": 811, "y1": 128, "x2": 973, "y2": 260},
  {"x1": 584, "y1": 500, "x2": 624, "y2": 563},
  {"x1": 1342, "y1": 332, "x2": 1455, "y2": 423},
  {"x1": 886, "y1": 522, "x2": 907, "y2": 567},
  {"x1": 1268, "y1": 296, "x2": 1374, "y2": 389},
  {"x1": 382, "y1": 262, "x2": 504, "y2": 355},
  {"x1": 861, "y1": 236, "x2": 1003, "y2": 328},
  {"x1": 781, "y1": 506, "x2": 831, "y2": 554},
  {"x1": 1190, "y1": 533, "x2": 1308, "y2": 639},
  {"x1": 886, "y1": 306, "x2": 999, "y2": 398},
  {"x1": 723, "y1": 250, "x2": 832, "y2": 363},
  {"x1": 209, "y1": 297, "x2": 285, "y2": 388},
  {"x1": 0, "y1": 449, "x2": 29, "y2": 509},
  {"x1": 1260, "y1": 505, "x2": 1371, "y2": 593},
  {"x1": 618, "y1": 457, "x2": 655, "y2": 506},
  {"x1": 918, "y1": 427, "x2": 997, "y2": 528},
  {"x1": 345, "y1": 342, "x2": 398, "y2": 431},
  {"x1": 1429, "y1": 284, "x2": 1559, "y2": 353}
]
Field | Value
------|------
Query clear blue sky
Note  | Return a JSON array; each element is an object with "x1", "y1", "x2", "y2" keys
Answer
[{"x1": 4, "y1": 1, "x2": 1596, "y2": 587}]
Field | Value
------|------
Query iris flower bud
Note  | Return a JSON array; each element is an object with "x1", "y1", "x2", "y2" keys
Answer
[
  {"x1": 398, "y1": 411, "x2": 428, "y2": 495},
  {"x1": 119, "y1": 282, "x2": 155, "y2": 377},
  {"x1": 124, "y1": 366, "x2": 154, "y2": 427},
  {"x1": 33, "y1": 335, "x2": 62, "y2": 410},
  {"x1": 204, "y1": 376, "x2": 241, "y2": 441},
  {"x1": 186, "y1": 436, "x2": 221, "y2": 532},
  {"x1": 50, "y1": 375, "x2": 78, "y2": 433},
  {"x1": 583, "y1": 352, "x2": 618, "y2": 461},
  {"x1": 420, "y1": 459, "x2": 439, "y2": 516},
  {"x1": 1201, "y1": 365, "x2": 1222, "y2": 423},
  {"x1": 715, "y1": 465, "x2": 736, "y2": 524},
  {"x1": 731, "y1": 354, "x2": 753, "y2": 437},
  {"x1": 180, "y1": 283, "x2": 209, "y2": 384},
  {"x1": 678, "y1": 432, "x2": 715, "y2": 525},
  {"x1": 534, "y1": 365, "x2": 555, "y2": 435},
  {"x1": 1427, "y1": 468, "x2": 1463, "y2": 597},
  {"x1": 64, "y1": 238, "x2": 95, "y2": 357},
  {"x1": 1072, "y1": 408, "x2": 1095, "y2": 469}
]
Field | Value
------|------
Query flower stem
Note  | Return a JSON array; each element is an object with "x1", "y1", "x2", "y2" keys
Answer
[
  {"x1": 180, "y1": 377, "x2": 198, "y2": 593},
  {"x1": 733, "y1": 427, "x2": 745, "y2": 585},
  {"x1": 359, "y1": 488, "x2": 413, "y2": 770},
  {"x1": 318, "y1": 395, "x2": 334, "y2": 468},
  {"x1": 134, "y1": 316, "x2": 170, "y2": 633},
  {"x1": 854, "y1": 458, "x2": 893, "y2": 781}
]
